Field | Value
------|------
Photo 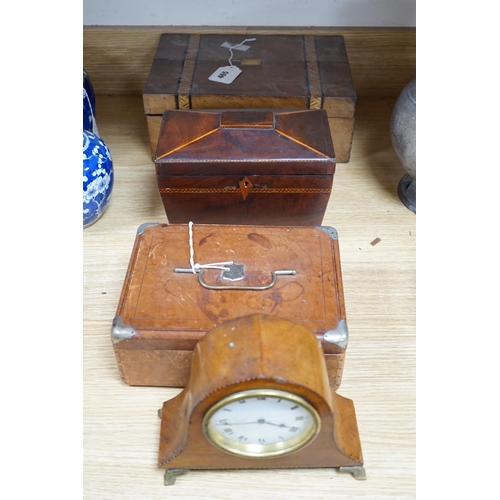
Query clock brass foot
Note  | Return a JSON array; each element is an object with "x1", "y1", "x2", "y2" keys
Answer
[
  {"x1": 339, "y1": 465, "x2": 366, "y2": 480},
  {"x1": 164, "y1": 468, "x2": 188, "y2": 485}
]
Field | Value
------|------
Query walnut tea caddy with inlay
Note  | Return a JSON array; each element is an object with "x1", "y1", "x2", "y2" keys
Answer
[{"x1": 154, "y1": 108, "x2": 336, "y2": 226}]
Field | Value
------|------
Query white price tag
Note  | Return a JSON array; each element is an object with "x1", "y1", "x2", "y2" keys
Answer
[{"x1": 208, "y1": 65, "x2": 242, "y2": 85}]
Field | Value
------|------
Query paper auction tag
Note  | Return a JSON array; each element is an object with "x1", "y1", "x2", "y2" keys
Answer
[{"x1": 208, "y1": 65, "x2": 242, "y2": 85}]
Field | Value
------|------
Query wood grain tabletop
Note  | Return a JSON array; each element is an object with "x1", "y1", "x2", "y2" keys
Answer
[{"x1": 83, "y1": 95, "x2": 415, "y2": 499}]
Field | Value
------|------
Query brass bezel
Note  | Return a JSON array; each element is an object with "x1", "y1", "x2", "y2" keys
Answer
[{"x1": 202, "y1": 389, "x2": 321, "y2": 458}]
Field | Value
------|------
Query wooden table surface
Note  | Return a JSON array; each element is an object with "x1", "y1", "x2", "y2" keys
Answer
[{"x1": 83, "y1": 95, "x2": 416, "y2": 499}]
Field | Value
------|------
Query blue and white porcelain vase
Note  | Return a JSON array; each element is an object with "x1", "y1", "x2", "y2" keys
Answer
[
  {"x1": 83, "y1": 130, "x2": 113, "y2": 228},
  {"x1": 83, "y1": 70, "x2": 98, "y2": 135}
]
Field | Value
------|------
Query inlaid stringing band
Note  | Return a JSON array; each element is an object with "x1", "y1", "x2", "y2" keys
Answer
[
  {"x1": 304, "y1": 35, "x2": 322, "y2": 110},
  {"x1": 178, "y1": 34, "x2": 200, "y2": 109},
  {"x1": 159, "y1": 187, "x2": 331, "y2": 194}
]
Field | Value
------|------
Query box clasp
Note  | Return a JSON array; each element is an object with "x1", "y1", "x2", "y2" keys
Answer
[{"x1": 173, "y1": 263, "x2": 296, "y2": 291}]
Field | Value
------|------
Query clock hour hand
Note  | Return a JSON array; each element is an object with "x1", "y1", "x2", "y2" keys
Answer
[{"x1": 262, "y1": 420, "x2": 291, "y2": 429}]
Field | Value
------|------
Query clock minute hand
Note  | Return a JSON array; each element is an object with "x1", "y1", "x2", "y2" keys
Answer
[
  {"x1": 217, "y1": 419, "x2": 291, "y2": 428},
  {"x1": 218, "y1": 421, "x2": 260, "y2": 426}
]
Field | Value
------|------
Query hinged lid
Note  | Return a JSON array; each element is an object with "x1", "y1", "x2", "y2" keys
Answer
[
  {"x1": 113, "y1": 223, "x2": 347, "y2": 354},
  {"x1": 154, "y1": 109, "x2": 335, "y2": 176}
]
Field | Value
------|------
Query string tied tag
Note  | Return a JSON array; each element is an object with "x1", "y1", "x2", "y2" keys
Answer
[
  {"x1": 208, "y1": 38, "x2": 256, "y2": 85},
  {"x1": 226, "y1": 38, "x2": 256, "y2": 68},
  {"x1": 188, "y1": 221, "x2": 233, "y2": 274}
]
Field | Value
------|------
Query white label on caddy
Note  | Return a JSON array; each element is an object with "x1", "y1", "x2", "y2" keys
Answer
[{"x1": 208, "y1": 65, "x2": 242, "y2": 85}]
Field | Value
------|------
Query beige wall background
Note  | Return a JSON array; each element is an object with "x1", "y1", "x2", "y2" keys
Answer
[{"x1": 83, "y1": 0, "x2": 416, "y2": 27}]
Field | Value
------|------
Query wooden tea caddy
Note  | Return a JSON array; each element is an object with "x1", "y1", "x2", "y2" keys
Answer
[{"x1": 154, "y1": 109, "x2": 335, "y2": 226}]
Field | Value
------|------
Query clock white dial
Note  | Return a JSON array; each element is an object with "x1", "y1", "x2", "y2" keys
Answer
[{"x1": 202, "y1": 389, "x2": 321, "y2": 458}]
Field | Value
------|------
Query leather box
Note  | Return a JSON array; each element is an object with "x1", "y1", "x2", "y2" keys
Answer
[
  {"x1": 155, "y1": 109, "x2": 335, "y2": 225},
  {"x1": 143, "y1": 34, "x2": 356, "y2": 162},
  {"x1": 111, "y1": 223, "x2": 350, "y2": 391}
]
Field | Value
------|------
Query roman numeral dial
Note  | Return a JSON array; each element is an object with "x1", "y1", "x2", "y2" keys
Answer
[{"x1": 202, "y1": 389, "x2": 321, "y2": 458}]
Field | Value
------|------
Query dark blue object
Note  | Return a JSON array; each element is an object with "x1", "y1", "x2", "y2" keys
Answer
[
  {"x1": 83, "y1": 130, "x2": 113, "y2": 228},
  {"x1": 83, "y1": 70, "x2": 97, "y2": 133}
]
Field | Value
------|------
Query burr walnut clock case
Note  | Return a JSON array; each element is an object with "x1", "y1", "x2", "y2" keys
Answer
[
  {"x1": 111, "y1": 223, "x2": 350, "y2": 390},
  {"x1": 143, "y1": 33, "x2": 356, "y2": 162},
  {"x1": 158, "y1": 314, "x2": 365, "y2": 484}
]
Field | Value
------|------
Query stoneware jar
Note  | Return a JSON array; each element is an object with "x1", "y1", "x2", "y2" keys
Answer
[
  {"x1": 83, "y1": 130, "x2": 113, "y2": 228},
  {"x1": 83, "y1": 70, "x2": 98, "y2": 135},
  {"x1": 390, "y1": 78, "x2": 416, "y2": 213}
]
